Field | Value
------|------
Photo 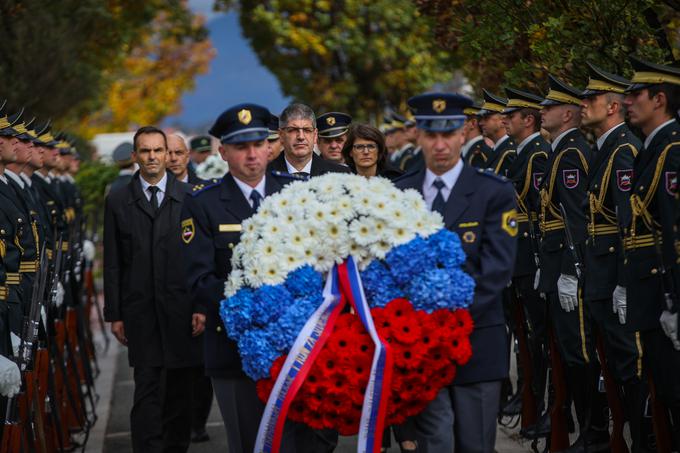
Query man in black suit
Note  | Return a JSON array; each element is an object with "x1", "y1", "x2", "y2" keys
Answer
[
  {"x1": 395, "y1": 92, "x2": 518, "y2": 452},
  {"x1": 104, "y1": 126, "x2": 205, "y2": 453},
  {"x1": 181, "y1": 104, "x2": 298, "y2": 453},
  {"x1": 268, "y1": 103, "x2": 350, "y2": 177}
]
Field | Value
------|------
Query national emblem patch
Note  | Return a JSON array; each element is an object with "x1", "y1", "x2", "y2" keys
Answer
[
  {"x1": 616, "y1": 169, "x2": 633, "y2": 192},
  {"x1": 563, "y1": 169, "x2": 579, "y2": 189},
  {"x1": 666, "y1": 171, "x2": 677, "y2": 195},
  {"x1": 181, "y1": 218, "x2": 195, "y2": 244},
  {"x1": 532, "y1": 172, "x2": 544, "y2": 190}
]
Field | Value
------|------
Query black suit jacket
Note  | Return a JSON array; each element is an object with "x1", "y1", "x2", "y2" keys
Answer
[
  {"x1": 104, "y1": 172, "x2": 202, "y2": 368},
  {"x1": 268, "y1": 152, "x2": 351, "y2": 176},
  {"x1": 395, "y1": 164, "x2": 518, "y2": 384},
  {"x1": 180, "y1": 173, "x2": 289, "y2": 378}
]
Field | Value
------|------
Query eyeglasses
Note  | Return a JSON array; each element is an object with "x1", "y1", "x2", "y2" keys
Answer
[
  {"x1": 282, "y1": 126, "x2": 315, "y2": 135},
  {"x1": 352, "y1": 143, "x2": 377, "y2": 152}
]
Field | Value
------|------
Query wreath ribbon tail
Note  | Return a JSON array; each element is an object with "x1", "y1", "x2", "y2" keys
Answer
[
  {"x1": 255, "y1": 266, "x2": 345, "y2": 453},
  {"x1": 338, "y1": 257, "x2": 394, "y2": 453}
]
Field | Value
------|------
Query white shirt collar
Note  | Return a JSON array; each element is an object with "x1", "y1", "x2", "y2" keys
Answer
[
  {"x1": 551, "y1": 127, "x2": 578, "y2": 152},
  {"x1": 232, "y1": 175, "x2": 266, "y2": 207},
  {"x1": 20, "y1": 173, "x2": 32, "y2": 187},
  {"x1": 0, "y1": 175, "x2": 7, "y2": 184},
  {"x1": 5, "y1": 168, "x2": 25, "y2": 189},
  {"x1": 423, "y1": 159, "x2": 464, "y2": 210},
  {"x1": 461, "y1": 135, "x2": 484, "y2": 158},
  {"x1": 139, "y1": 171, "x2": 168, "y2": 202},
  {"x1": 180, "y1": 174, "x2": 189, "y2": 183},
  {"x1": 596, "y1": 123, "x2": 625, "y2": 150},
  {"x1": 36, "y1": 172, "x2": 51, "y2": 183},
  {"x1": 285, "y1": 156, "x2": 312, "y2": 175},
  {"x1": 516, "y1": 132, "x2": 541, "y2": 156},
  {"x1": 644, "y1": 119, "x2": 676, "y2": 150},
  {"x1": 493, "y1": 134, "x2": 510, "y2": 151},
  {"x1": 4, "y1": 169, "x2": 24, "y2": 189}
]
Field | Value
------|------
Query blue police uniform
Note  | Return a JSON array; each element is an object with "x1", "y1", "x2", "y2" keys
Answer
[{"x1": 395, "y1": 92, "x2": 518, "y2": 453}]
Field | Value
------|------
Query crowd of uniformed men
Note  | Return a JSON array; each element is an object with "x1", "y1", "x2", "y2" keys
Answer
[{"x1": 2, "y1": 51, "x2": 680, "y2": 453}]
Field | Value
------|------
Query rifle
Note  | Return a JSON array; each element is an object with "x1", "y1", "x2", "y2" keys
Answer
[
  {"x1": 558, "y1": 202, "x2": 583, "y2": 281},
  {"x1": 511, "y1": 285, "x2": 538, "y2": 430},
  {"x1": 547, "y1": 327, "x2": 570, "y2": 451}
]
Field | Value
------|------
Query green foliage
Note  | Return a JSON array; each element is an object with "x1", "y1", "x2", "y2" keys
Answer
[
  {"x1": 415, "y1": 0, "x2": 679, "y2": 94},
  {"x1": 74, "y1": 161, "x2": 119, "y2": 222},
  {"x1": 216, "y1": 0, "x2": 453, "y2": 120}
]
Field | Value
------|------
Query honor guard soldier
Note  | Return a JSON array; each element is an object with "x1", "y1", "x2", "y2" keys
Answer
[
  {"x1": 580, "y1": 62, "x2": 648, "y2": 452},
  {"x1": 537, "y1": 74, "x2": 607, "y2": 451},
  {"x1": 499, "y1": 88, "x2": 551, "y2": 437},
  {"x1": 108, "y1": 141, "x2": 136, "y2": 194},
  {"x1": 479, "y1": 89, "x2": 517, "y2": 176},
  {"x1": 0, "y1": 107, "x2": 30, "y2": 336},
  {"x1": 316, "y1": 111, "x2": 352, "y2": 165},
  {"x1": 462, "y1": 104, "x2": 493, "y2": 168},
  {"x1": 396, "y1": 92, "x2": 518, "y2": 453},
  {"x1": 180, "y1": 104, "x2": 301, "y2": 453},
  {"x1": 623, "y1": 55, "x2": 680, "y2": 444}
]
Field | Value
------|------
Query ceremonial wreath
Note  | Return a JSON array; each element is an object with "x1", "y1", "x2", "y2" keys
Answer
[{"x1": 220, "y1": 173, "x2": 476, "y2": 452}]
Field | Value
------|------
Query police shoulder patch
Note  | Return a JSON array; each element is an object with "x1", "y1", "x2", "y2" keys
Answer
[
  {"x1": 477, "y1": 168, "x2": 508, "y2": 183},
  {"x1": 501, "y1": 209, "x2": 518, "y2": 237},
  {"x1": 191, "y1": 182, "x2": 219, "y2": 197},
  {"x1": 181, "y1": 218, "x2": 195, "y2": 244}
]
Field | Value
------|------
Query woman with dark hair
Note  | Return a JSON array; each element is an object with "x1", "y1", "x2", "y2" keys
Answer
[{"x1": 341, "y1": 124, "x2": 402, "y2": 180}]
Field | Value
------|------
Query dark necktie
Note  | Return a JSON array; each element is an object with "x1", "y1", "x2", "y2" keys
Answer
[
  {"x1": 293, "y1": 171, "x2": 310, "y2": 179},
  {"x1": 250, "y1": 190, "x2": 262, "y2": 211},
  {"x1": 431, "y1": 179, "x2": 447, "y2": 215},
  {"x1": 148, "y1": 186, "x2": 159, "y2": 213}
]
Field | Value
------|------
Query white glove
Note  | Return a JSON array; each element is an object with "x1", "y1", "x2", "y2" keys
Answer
[
  {"x1": 10, "y1": 332, "x2": 20, "y2": 357},
  {"x1": 83, "y1": 239, "x2": 96, "y2": 262},
  {"x1": 533, "y1": 269, "x2": 541, "y2": 290},
  {"x1": 557, "y1": 274, "x2": 579, "y2": 312},
  {"x1": 54, "y1": 282, "x2": 65, "y2": 307},
  {"x1": 0, "y1": 355, "x2": 20, "y2": 398},
  {"x1": 612, "y1": 285, "x2": 627, "y2": 324},
  {"x1": 660, "y1": 311, "x2": 680, "y2": 351}
]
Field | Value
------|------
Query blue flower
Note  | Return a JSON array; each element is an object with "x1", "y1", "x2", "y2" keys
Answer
[
  {"x1": 384, "y1": 236, "x2": 435, "y2": 286},
  {"x1": 285, "y1": 266, "x2": 323, "y2": 298},
  {"x1": 251, "y1": 285, "x2": 292, "y2": 327},
  {"x1": 404, "y1": 266, "x2": 475, "y2": 312},
  {"x1": 270, "y1": 294, "x2": 322, "y2": 351},
  {"x1": 360, "y1": 260, "x2": 403, "y2": 308},
  {"x1": 220, "y1": 288, "x2": 255, "y2": 338},
  {"x1": 426, "y1": 229, "x2": 466, "y2": 270},
  {"x1": 237, "y1": 329, "x2": 279, "y2": 380}
]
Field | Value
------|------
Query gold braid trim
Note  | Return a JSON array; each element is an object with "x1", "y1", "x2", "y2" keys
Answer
[
  {"x1": 541, "y1": 147, "x2": 590, "y2": 225},
  {"x1": 0, "y1": 239, "x2": 5, "y2": 258},
  {"x1": 493, "y1": 149, "x2": 516, "y2": 174},
  {"x1": 630, "y1": 141, "x2": 680, "y2": 237}
]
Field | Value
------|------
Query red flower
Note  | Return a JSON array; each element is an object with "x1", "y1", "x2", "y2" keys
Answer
[
  {"x1": 393, "y1": 341, "x2": 426, "y2": 369},
  {"x1": 453, "y1": 309, "x2": 474, "y2": 336},
  {"x1": 340, "y1": 353, "x2": 372, "y2": 387},
  {"x1": 256, "y1": 378, "x2": 274, "y2": 402},
  {"x1": 270, "y1": 355, "x2": 287, "y2": 379},
  {"x1": 384, "y1": 298, "x2": 414, "y2": 320},
  {"x1": 390, "y1": 315, "x2": 422, "y2": 345},
  {"x1": 443, "y1": 335, "x2": 473, "y2": 365}
]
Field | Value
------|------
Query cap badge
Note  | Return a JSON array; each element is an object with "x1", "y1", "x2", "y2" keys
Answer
[
  {"x1": 238, "y1": 109, "x2": 252, "y2": 125},
  {"x1": 432, "y1": 99, "x2": 446, "y2": 113},
  {"x1": 326, "y1": 116, "x2": 336, "y2": 126}
]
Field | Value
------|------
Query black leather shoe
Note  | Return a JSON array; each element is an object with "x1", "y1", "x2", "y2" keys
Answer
[
  {"x1": 557, "y1": 429, "x2": 610, "y2": 453},
  {"x1": 191, "y1": 428, "x2": 210, "y2": 443},
  {"x1": 520, "y1": 411, "x2": 551, "y2": 439},
  {"x1": 500, "y1": 391, "x2": 522, "y2": 416}
]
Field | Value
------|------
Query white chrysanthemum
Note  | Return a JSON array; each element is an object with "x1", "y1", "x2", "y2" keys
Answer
[
  {"x1": 224, "y1": 269, "x2": 244, "y2": 297},
  {"x1": 348, "y1": 218, "x2": 375, "y2": 246}
]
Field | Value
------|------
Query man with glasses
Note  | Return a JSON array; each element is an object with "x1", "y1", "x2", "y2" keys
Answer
[{"x1": 268, "y1": 103, "x2": 350, "y2": 178}]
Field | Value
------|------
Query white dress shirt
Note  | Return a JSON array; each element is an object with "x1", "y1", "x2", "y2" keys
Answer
[
  {"x1": 596, "y1": 123, "x2": 625, "y2": 150},
  {"x1": 20, "y1": 173, "x2": 32, "y2": 187},
  {"x1": 461, "y1": 135, "x2": 484, "y2": 159},
  {"x1": 4, "y1": 170, "x2": 24, "y2": 189},
  {"x1": 551, "y1": 127, "x2": 578, "y2": 152},
  {"x1": 644, "y1": 119, "x2": 676, "y2": 150},
  {"x1": 422, "y1": 159, "x2": 464, "y2": 210},
  {"x1": 493, "y1": 135, "x2": 510, "y2": 151},
  {"x1": 516, "y1": 132, "x2": 541, "y2": 156},
  {"x1": 233, "y1": 175, "x2": 266, "y2": 208},
  {"x1": 285, "y1": 157, "x2": 312, "y2": 175},
  {"x1": 140, "y1": 172, "x2": 167, "y2": 204}
]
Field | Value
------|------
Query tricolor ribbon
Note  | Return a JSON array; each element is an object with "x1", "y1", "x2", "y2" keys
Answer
[{"x1": 254, "y1": 257, "x2": 392, "y2": 453}]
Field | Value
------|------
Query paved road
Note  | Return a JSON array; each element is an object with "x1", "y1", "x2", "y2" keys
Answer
[{"x1": 88, "y1": 341, "x2": 536, "y2": 452}]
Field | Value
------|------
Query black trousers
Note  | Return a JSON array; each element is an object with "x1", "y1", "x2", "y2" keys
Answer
[
  {"x1": 192, "y1": 369, "x2": 213, "y2": 431},
  {"x1": 131, "y1": 366, "x2": 195, "y2": 453},
  {"x1": 547, "y1": 291, "x2": 594, "y2": 367}
]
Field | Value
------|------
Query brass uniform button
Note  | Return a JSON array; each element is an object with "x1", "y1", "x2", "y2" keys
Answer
[
  {"x1": 228, "y1": 243, "x2": 234, "y2": 249},
  {"x1": 523, "y1": 232, "x2": 529, "y2": 238},
  {"x1": 216, "y1": 326, "x2": 223, "y2": 332},
  {"x1": 651, "y1": 268, "x2": 658, "y2": 275},
  {"x1": 608, "y1": 247, "x2": 615, "y2": 253}
]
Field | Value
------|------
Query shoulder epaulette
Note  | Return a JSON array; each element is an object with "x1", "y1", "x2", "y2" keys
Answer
[
  {"x1": 477, "y1": 168, "x2": 509, "y2": 183},
  {"x1": 191, "y1": 181, "x2": 219, "y2": 197},
  {"x1": 271, "y1": 170, "x2": 309, "y2": 181}
]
